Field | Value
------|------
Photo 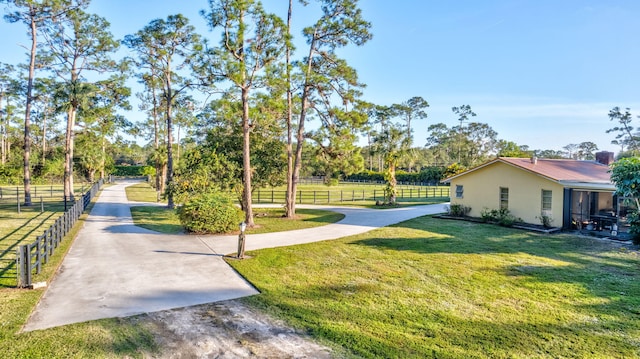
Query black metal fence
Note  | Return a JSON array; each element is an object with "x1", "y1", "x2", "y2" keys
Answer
[
  {"x1": 15, "y1": 179, "x2": 104, "y2": 288},
  {"x1": 254, "y1": 186, "x2": 450, "y2": 204}
]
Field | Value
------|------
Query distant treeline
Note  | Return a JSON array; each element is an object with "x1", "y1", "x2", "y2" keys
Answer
[{"x1": 345, "y1": 167, "x2": 446, "y2": 185}]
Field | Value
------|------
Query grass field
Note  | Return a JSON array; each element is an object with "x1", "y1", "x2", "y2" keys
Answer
[
  {"x1": 126, "y1": 182, "x2": 346, "y2": 234},
  {"x1": 228, "y1": 216, "x2": 640, "y2": 358},
  {"x1": 254, "y1": 183, "x2": 449, "y2": 207},
  {"x1": 0, "y1": 185, "x2": 91, "y2": 288}
]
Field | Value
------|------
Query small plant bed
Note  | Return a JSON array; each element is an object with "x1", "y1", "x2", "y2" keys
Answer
[
  {"x1": 435, "y1": 214, "x2": 563, "y2": 234},
  {"x1": 438, "y1": 205, "x2": 562, "y2": 234}
]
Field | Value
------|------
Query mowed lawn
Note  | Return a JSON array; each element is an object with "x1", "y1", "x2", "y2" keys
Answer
[{"x1": 229, "y1": 217, "x2": 640, "y2": 358}]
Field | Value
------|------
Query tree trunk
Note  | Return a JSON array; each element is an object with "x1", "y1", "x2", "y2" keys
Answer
[
  {"x1": 64, "y1": 106, "x2": 76, "y2": 200},
  {"x1": 161, "y1": 164, "x2": 167, "y2": 193},
  {"x1": 0, "y1": 92, "x2": 4, "y2": 165},
  {"x1": 41, "y1": 111, "x2": 47, "y2": 167},
  {"x1": 100, "y1": 135, "x2": 105, "y2": 180},
  {"x1": 241, "y1": 86, "x2": 254, "y2": 226},
  {"x1": 23, "y1": 7, "x2": 38, "y2": 207},
  {"x1": 288, "y1": 32, "x2": 317, "y2": 218},
  {"x1": 284, "y1": 0, "x2": 294, "y2": 218},
  {"x1": 165, "y1": 70, "x2": 174, "y2": 209},
  {"x1": 387, "y1": 160, "x2": 397, "y2": 204},
  {"x1": 152, "y1": 83, "x2": 161, "y2": 192}
]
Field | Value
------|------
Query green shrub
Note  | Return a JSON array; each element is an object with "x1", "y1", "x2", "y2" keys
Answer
[
  {"x1": 447, "y1": 204, "x2": 471, "y2": 217},
  {"x1": 628, "y1": 211, "x2": 640, "y2": 245},
  {"x1": 537, "y1": 213, "x2": 554, "y2": 228},
  {"x1": 177, "y1": 193, "x2": 244, "y2": 234},
  {"x1": 480, "y1": 207, "x2": 521, "y2": 227},
  {"x1": 325, "y1": 178, "x2": 339, "y2": 186}
]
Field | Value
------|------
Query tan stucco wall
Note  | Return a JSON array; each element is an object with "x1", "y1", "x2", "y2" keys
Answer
[{"x1": 449, "y1": 162, "x2": 565, "y2": 225}]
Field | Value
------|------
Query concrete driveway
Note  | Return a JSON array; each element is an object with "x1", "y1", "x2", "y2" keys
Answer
[{"x1": 23, "y1": 181, "x2": 446, "y2": 331}]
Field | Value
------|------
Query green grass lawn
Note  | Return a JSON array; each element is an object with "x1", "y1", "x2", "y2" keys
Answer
[
  {"x1": 124, "y1": 182, "x2": 164, "y2": 203},
  {"x1": 128, "y1": 206, "x2": 345, "y2": 235},
  {"x1": 0, "y1": 185, "x2": 92, "y2": 288},
  {"x1": 254, "y1": 183, "x2": 449, "y2": 208},
  {"x1": 126, "y1": 182, "x2": 346, "y2": 234},
  {"x1": 247, "y1": 207, "x2": 345, "y2": 234},
  {"x1": 228, "y1": 217, "x2": 640, "y2": 358},
  {"x1": 123, "y1": 180, "x2": 449, "y2": 209}
]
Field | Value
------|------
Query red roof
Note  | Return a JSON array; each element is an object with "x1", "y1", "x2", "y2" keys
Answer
[
  {"x1": 445, "y1": 157, "x2": 613, "y2": 185},
  {"x1": 499, "y1": 157, "x2": 612, "y2": 183}
]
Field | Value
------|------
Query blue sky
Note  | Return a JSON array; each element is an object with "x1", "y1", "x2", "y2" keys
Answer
[{"x1": 1, "y1": 0, "x2": 639, "y2": 153}]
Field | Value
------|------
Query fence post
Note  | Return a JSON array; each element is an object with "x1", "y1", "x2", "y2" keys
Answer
[
  {"x1": 327, "y1": 190, "x2": 330, "y2": 203},
  {"x1": 40, "y1": 196, "x2": 44, "y2": 213},
  {"x1": 17, "y1": 188, "x2": 20, "y2": 214},
  {"x1": 313, "y1": 191, "x2": 316, "y2": 204},
  {"x1": 36, "y1": 237, "x2": 42, "y2": 274},
  {"x1": 17, "y1": 247, "x2": 25, "y2": 287},
  {"x1": 17, "y1": 245, "x2": 31, "y2": 288}
]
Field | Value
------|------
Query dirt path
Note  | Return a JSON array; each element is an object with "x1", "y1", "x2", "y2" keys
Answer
[{"x1": 139, "y1": 299, "x2": 336, "y2": 359}]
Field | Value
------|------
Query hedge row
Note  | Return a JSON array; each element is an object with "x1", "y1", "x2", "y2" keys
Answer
[{"x1": 112, "y1": 165, "x2": 155, "y2": 177}]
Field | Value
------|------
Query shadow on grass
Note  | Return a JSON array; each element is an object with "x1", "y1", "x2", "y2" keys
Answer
[
  {"x1": 248, "y1": 278, "x2": 639, "y2": 359},
  {"x1": 299, "y1": 211, "x2": 345, "y2": 224},
  {"x1": 0, "y1": 212, "x2": 59, "y2": 287},
  {"x1": 2, "y1": 316, "x2": 158, "y2": 358},
  {"x1": 339, "y1": 217, "x2": 640, "y2": 356}
]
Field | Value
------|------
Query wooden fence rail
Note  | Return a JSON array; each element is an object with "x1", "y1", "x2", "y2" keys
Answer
[{"x1": 16, "y1": 179, "x2": 104, "y2": 288}]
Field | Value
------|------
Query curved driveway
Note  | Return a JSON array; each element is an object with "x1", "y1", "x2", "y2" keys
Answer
[{"x1": 24, "y1": 181, "x2": 446, "y2": 331}]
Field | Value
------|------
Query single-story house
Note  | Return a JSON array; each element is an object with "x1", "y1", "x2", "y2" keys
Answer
[{"x1": 442, "y1": 152, "x2": 632, "y2": 233}]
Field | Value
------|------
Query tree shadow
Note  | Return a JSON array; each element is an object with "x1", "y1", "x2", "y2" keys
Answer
[
  {"x1": 0, "y1": 212, "x2": 58, "y2": 287},
  {"x1": 253, "y1": 280, "x2": 639, "y2": 358},
  {"x1": 336, "y1": 217, "x2": 640, "y2": 356}
]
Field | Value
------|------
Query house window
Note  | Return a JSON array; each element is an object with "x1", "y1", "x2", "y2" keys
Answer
[
  {"x1": 542, "y1": 190, "x2": 552, "y2": 212},
  {"x1": 455, "y1": 185, "x2": 464, "y2": 198},
  {"x1": 499, "y1": 187, "x2": 509, "y2": 209}
]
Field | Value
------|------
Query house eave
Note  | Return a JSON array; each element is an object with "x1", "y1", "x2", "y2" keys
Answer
[{"x1": 558, "y1": 181, "x2": 616, "y2": 191}]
